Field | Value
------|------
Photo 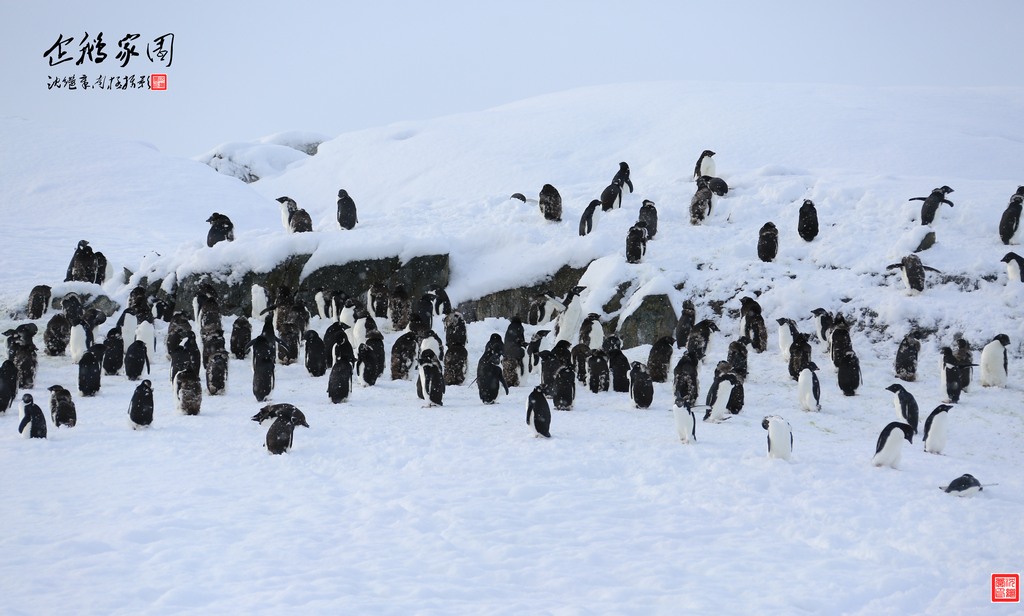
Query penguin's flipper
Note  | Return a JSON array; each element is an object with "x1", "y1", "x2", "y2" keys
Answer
[
  {"x1": 923, "y1": 266, "x2": 942, "y2": 273},
  {"x1": 908, "y1": 197, "x2": 926, "y2": 202}
]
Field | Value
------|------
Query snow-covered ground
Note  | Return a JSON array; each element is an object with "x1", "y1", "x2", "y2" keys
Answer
[{"x1": 1, "y1": 82, "x2": 1022, "y2": 614}]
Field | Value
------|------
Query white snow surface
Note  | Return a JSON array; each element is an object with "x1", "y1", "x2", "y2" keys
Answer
[{"x1": 2, "y1": 82, "x2": 1023, "y2": 614}]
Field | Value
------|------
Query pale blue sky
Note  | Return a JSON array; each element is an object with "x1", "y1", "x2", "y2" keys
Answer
[{"x1": 3, "y1": 0, "x2": 1022, "y2": 157}]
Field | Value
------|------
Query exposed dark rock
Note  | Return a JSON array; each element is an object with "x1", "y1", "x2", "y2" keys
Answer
[
  {"x1": 616, "y1": 294, "x2": 677, "y2": 348},
  {"x1": 457, "y1": 263, "x2": 588, "y2": 322},
  {"x1": 914, "y1": 231, "x2": 937, "y2": 253},
  {"x1": 603, "y1": 282, "x2": 633, "y2": 314}
]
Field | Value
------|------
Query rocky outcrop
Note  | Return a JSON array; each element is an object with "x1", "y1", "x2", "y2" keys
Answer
[
  {"x1": 455, "y1": 264, "x2": 588, "y2": 322},
  {"x1": 615, "y1": 294, "x2": 677, "y2": 349}
]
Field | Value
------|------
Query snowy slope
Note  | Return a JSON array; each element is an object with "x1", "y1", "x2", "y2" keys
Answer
[{"x1": 1, "y1": 82, "x2": 1023, "y2": 614}]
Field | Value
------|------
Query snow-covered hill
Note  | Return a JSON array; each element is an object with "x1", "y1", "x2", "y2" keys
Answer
[{"x1": 1, "y1": 82, "x2": 1022, "y2": 614}]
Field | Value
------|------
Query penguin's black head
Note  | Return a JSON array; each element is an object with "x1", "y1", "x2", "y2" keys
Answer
[
  {"x1": 900, "y1": 423, "x2": 914, "y2": 444},
  {"x1": 806, "y1": 361, "x2": 819, "y2": 371},
  {"x1": 994, "y1": 333, "x2": 1011, "y2": 346},
  {"x1": 885, "y1": 383, "x2": 904, "y2": 394},
  {"x1": 940, "y1": 185, "x2": 953, "y2": 193},
  {"x1": 77, "y1": 239, "x2": 90, "y2": 248},
  {"x1": 510, "y1": 193, "x2": 527, "y2": 203},
  {"x1": 290, "y1": 409, "x2": 309, "y2": 428},
  {"x1": 338, "y1": 189, "x2": 348, "y2": 198},
  {"x1": 47, "y1": 385, "x2": 62, "y2": 393},
  {"x1": 802, "y1": 199, "x2": 815, "y2": 207},
  {"x1": 1002, "y1": 251, "x2": 1022, "y2": 264},
  {"x1": 22, "y1": 393, "x2": 33, "y2": 404},
  {"x1": 642, "y1": 199, "x2": 655, "y2": 207},
  {"x1": 761, "y1": 416, "x2": 774, "y2": 430},
  {"x1": 141, "y1": 379, "x2": 152, "y2": 390},
  {"x1": 1010, "y1": 195, "x2": 1023, "y2": 206},
  {"x1": 1016, "y1": 186, "x2": 1024, "y2": 196},
  {"x1": 702, "y1": 150, "x2": 716, "y2": 157},
  {"x1": 934, "y1": 404, "x2": 954, "y2": 414},
  {"x1": 619, "y1": 162, "x2": 629, "y2": 171}
]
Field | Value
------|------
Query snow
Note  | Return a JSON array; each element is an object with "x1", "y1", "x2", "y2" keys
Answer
[{"x1": 2, "y1": 82, "x2": 1023, "y2": 614}]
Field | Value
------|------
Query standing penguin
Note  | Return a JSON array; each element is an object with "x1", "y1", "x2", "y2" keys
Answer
[
  {"x1": 65, "y1": 240, "x2": 96, "y2": 282},
  {"x1": 625, "y1": 224, "x2": 647, "y2": 264},
  {"x1": 797, "y1": 199, "x2": 819, "y2": 242},
  {"x1": 47, "y1": 385, "x2": 76, "y2": 428},
  {"x1": 953, "y1": 336, "x2": 973, "y2": 393},
  {"x1": 552, "y1": 364, "x2": 576, "y2": 411},
  {"x1": 44, "y1": 313, "x2": 71, "y2": 356},
  {"x1": 587, "y1": 350, "x2": 610, "y2": 393},
  {"x1": 999, "y1": 195, "x2": 1023, "y2": 245},
  {"x1": 788, "y1": 333, "x2": 813, "y2": 381},
  {"x1": 885, "y1": 383, "x2": 919, "y2": 435},
  {"x1": 672, "y1": 352, "x2": 700, "y2": 408},
  {"x1": 206, "y1": 213, "x2": 235, "y2": 247},
  {"x1": 871, "y1": 422, "x2": 914, "y2": 468},
  {"x1": 102, "y1": 327, "x2": 124, "y2": 376},
  {"x1": 553, "y1": 285, "x2": 587, "y2": 344},
  {"x1": 690, "y1": 177, "x2": 713, "y2": 225},
  {"x1": 886, "y1": 254, "x2": 940, "y2": 294},
  {"x1": 174, "y1": 370, "x2": 203, "y2": 416},
  {"x1": 476, "y1": 347, "x2": 509, "y2": 404},
  {"x1": 762, "y1": 415, "x2": 793, "y2": 461},
  {"x1": 810, "y1": 308, "x2": 835, "y2": 350},
  {"x1": 647, "y1": 336, "x2": 675, "y2": 383},
  {"x1": 686, "y1": 319, "x2": 719, "y2": 364},
  {"x1": 539, "y1": 184, "x2": 562, "y2": 222},
  {"x1": 276, "y1": 196, "x2": 313, "y2": 233},
  {"x1": 18, "y1": 394, "x2": 47, "y2": 438},
  {"x1": 629, "y1": 362, "x2": 654, "y2": 409},
  {"x1": 578, "y1": 313, "x2": 604, "y2": 351},
  {"x1": 894, "y1": 332, "x2": 922, "y2": 382},
  {"x1": 263, "y1": 405, "x2": 310, "y2": 455},
  {"x1": 757, "y1": 222, "x2": 779, "y2": 263},
  {"x1": 336, "y1": 189, "x2": 358, "y2": 230},
  {"x1": 27, "y1": 285, "x2": 51, "y2": 320},
  {"x1": 923, "y1": 404, "x2": 953, "y2": 454},
  {"x1": 693, "y1": 150, "x2": 716, "y2": 180},
  {"x1": 579, "y1": 199, "x2": 601, "y2": 236},
  {"x1": 836, "y1": 350, "x2": 861, "y2": 396},
  {"x1": 356, "y1": 342, "x2": 383, "y2": 387},
  {"x1": 940, "y1": 346, "x2": 972, "y2": 403},
  {"x1": 613, "y1": 162, "x2": 634, "y2": 193},
  {"x1": 673, "y1": 401, "x2": 696, "y2": 444},
  {"x1": 909, "y1": 186, "x2": 954, "y2": 225},
  {"x1": 776, "y1": 317, "x2": 798, "y2": 362},
  {"x1": 638, "y1": 199, "x2": 658, "y2": 239},
  {"x1": 327, "y1": 356, "x2": 353, "y2": 403},
  {"x1": 444, "y1": 342, "x2": 468, "y2": 386},
  {"x1": 1002, "y1": 252, "x2": 1024, "y2": 283},
  {"x1": 704, "y1": 371, "x2": 737, "y2": 423},
  {"x1": 600, "y1": 178, "x2": 625, "y2": 212},
  {"x1": 303, "y1": 330, "x2": 327, "y2": 378},
  {"x1": 609, "y1": 348, "x2": 631, "y2": 393},
  {"x1": 416, "y1": 349, "x2": 445, "y2": 406},
  {"x1": 526, "y1": 386, "x2": 552, "y2": 438},
  {"x1": 250, "y1": 335, "x2": 277, "y2": 403},
  {"x1": 797, "y1": 362, "x2": 821, "y2": 412},
  {"x1": 675, "y1": 300, "x2": 696, "y2": 349},
  {"x1": 78, "y1": 344, "x2": 102, "y2": 397},
  {"x1": 127, "y1": 379, "x2": 154, "y2": 429},
  {"x1": 979, "y1": 333, "x2": 1010, "y2": 387}
]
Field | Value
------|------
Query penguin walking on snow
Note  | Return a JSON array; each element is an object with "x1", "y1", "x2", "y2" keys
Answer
[
  {"x1": 894, "y1": 332, "x2": 921, "y2": 382},
  {"x1": 797, "y1": 199, "x2": 819, "y2": 242},
  {"x1": 999, "y1": 194, "x2": 1022, "y2": 245},
  {"x1": 416, "y1": 349, "x2": 445, "y2": 406},
  {"x1": 886, "y1": 254, "x2": 940, "y2": 294},
  {"x1": 612, "y1": 161, "x2": 633, "y2": 194},
  {"x1": 1002, "y1": 252, "x2": 1024, "y2": 283},
  {"x1": 47, "y1": 385, "x2": 77, "y2": 428},
  {"x1": 526, "y1": 386, "x2": 552, "y2": 438},
  {"x1": 206, "y1": 213, "x2": 235, "y2": 247},
  {"x1": 673, "y1": 401, "x2": 697, "y2": 444},
  {"x1": 923, "y1": 404, "x2": 953, "y2": 454},
  {"x1": 629, "y1": 362, "x2": 654, "y2": 409},
  {"x1": 18, "y1": 394, "x2": 47, "y2": 438},
  {"x1": 797, "y1": 362, "x2": 821, "y2": 412},
  {"x1": 128, "y1": 380, "x2": 154, "y2": 429},
  {"x1": 579, "y1": 199, "x2": 600, "y2": 236},
  {"x1": 836, "y1": 350, "x2": 861, "y2": 396},
  {"x1": 872, "y1": 422, "x2": 914, "y2": 468},
  {"x1": 625, "y1": 224, "x2": 647, "y2": 264},
  {"x1": 940, "y1": 346, "x2": 974, "y2": 403},
  {"x1": 693, "y1": 150, "x2": 716, "y2": 180},
  {"x1": 885, "y1": 383, "x2": 919, "y2": 435},
  {"x1": 539, "y1": 184, "x2": 562, "y2": 222},
  {"x1": 979, "y1": 334, "x2": 1010, "y2": 387},
  {"x1": 909, "y1": 186, "x2": 954, "y2": 225},
  {"x1": 327, "y1": 356, "x2": 353, "y2": 403},
  {"x1": 261, "y1": 404, "x2": 309, "y2": 455},
  {"x1": 757, "y1": 222, "x2": 779, "y2": 262},
  {"x1": 762, "y1": 416, "x2": 793, "y2": 460},
  {"x1": 600, "y1": 178, "x2": 625, "y2": 211},
  {"x1": 690, "y1": 177, "x2": 713, "y2": 225},
  {"x1": 336, "y1": 189, "x2": 358, "y2": 230}
]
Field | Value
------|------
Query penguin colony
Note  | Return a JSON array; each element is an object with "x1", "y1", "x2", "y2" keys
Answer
[{"x1": 2, "y1": 161, "x2": 1015, "y2": 495}]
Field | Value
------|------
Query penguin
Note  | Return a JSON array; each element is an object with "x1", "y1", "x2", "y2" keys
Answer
[
  {"x1": 250, "y1": 284, "x2": 269, "y2": 321},
  {"x1": 526, "y1": 386, "x2": 552, "y2": 438},
  {"x1": 0, "y1": 360, "x2": 17, "y2": 413},
  {"x1": 300, "y1": 330, "x2": 325, "y2": 378},
  {"x1": 612, "y1": 161, "x2": 634, "y2": 193},
  {"x1": 429, "y1": 286, "x2": 452, "y2": 316},
  {"x1": 762, "y1": 416, "x2": 793, "y2": 461},
  {"x1": 416, "y1": 349, "x2": 445, "y2": 406},
  {"x1": 135, "y1": 318, "x2": 156, "y2": 359},
  {"x1": 704, "y1": 372, "x2": 737, "y2": 423},
  {"x1": 552, "y1": 364, "x2": 575, "y2": 411},
  {"x1": 776, "y1": 317, "x2": 798, "y2": 362},
  {"x1": 686, "y1": 320, "x2": 719, "y2": 364},
  {"x1": 673, "y1": 401, "x2": 696, "y2": 444},
  {"x1": 476, "y1": 347, "x2": 509, "y2": 404},
  {"x1": 979, "y1": 333, "x2": 1010, "y2": 387},
  {"x1": 578, "y1": 313, "x2": 604, "y2": 351},
  {"x1": 999, "y1": 195, "x2": 1023, "y2": 245},
  {"x1": 61, "y1": 292, "x2": 84, "y2": 325},
  {"x1": 367, "y1": 283, "x2": 390, "y2": 324},
  {"x1": 797, "y1": 362, "x2": 821, "y2": 412},
  {"x1": 625, "y1": 224, "x2": 647, "y2": 264},
  {"x1": 47, "y1": 385, "x2": 76, "y2": 428},
  {"x1": 693, "y1": 150, "x2": 716, "y2": 181},
  {"x1": 502, "y1": 334, "x2": 526, "y2": 388},
  {"x1": 634, "y1": 200, "x2": 659, "y2": 241},
  {"x1": 101, "y1": 327, "x2": 124, "y2": 376},
  {"x1": 757, "y1": 222, "x2": 779, "y2": 263},
  {"x1": 78, "y1": 344, "x2": 102, "y2": 397},
  {"x1": 608, "y1": 348, "x2": 630, "y2": 393},
  {"x1": 923, "y1": 404, "x2": 953, "y2": 454},
  {"x1": 206, "y1": 212, "x2": 235, "y2": 247},
  {"x1": 797, "y1": 199, "x2": 819, "y2": 242},
  {"x1": 571, "y1": 342, "x2": 589, "y2": 384},
  {"x1": 44, "y1": 313, "x2": 71, "y2": 356},
  {"x1": 829, "y1": 318, "x2": 854, "y2": 368},
  {"x1": 578, "y1": 199, "x2": 600, "y2": 237},
  {"x1": 537, "y1": 350, "x2": 559, "y2": 396},
  {"x1": 909, "y1": 185, "x2": 954, "y2": 225},
  {"x1": 673, "y1": 352, "x2": 700, "y2": 408},
  {"x1": 264, "y1": 405, "x2": 309, "y2": 455},
  {"x1": 127, "y1": 380, "x2": 154, "y2": 429},
  {"x1": 786, "y1": 332, "x2": 813, "y2": 381},
  {"x1": 894, "y1": 332, "x2": 921, "y2": 382},
  {"x1": 205, "y1": 349, "x2": 228, "y2": 396},
  {"x1": 707, "y1": 177, "x2": 729, "y2": 197},
  {"x1": 27, "y1": 285, "x2": 51, "y2": 320},
  {"x1": 123, "y1": 339, "x2": 150, "y2": 381},
  {"x1": 366, "y1": 330, "x2": 386, "y2": 381},
  {"x1": 646, "y1": 336, "x2": 675, "y2": 383},
  {"x1": 174, "y1": 369, "x2": 203, "y2": 416},
  {"x1": 327, "y1": 356, "x2": 353, "y2": 403},
  {"x1": 444, "y1": 342, "x2": 468, "y2": 386},
  {"x1": 942, "y1": 473, "x2": 982, "y2": 496},
  {"x1": 388, "y1": 284, "x2": 412, "y2": 332},
  {"x1": 356, "y1": 342, "x2": 383, "y2": 387},
  {"x1": 276, "y1": 196, "x2": 313, "y2": 233},
  {"x1": 553, "y1": 286, "x2": 587, "y2": 344},
  {"x1": 727, "y1": 337, "x2": 750, "y2": 381},
  {"x1": 600, "y1": 178, "x2": 625, "y2": 212},
  {"x1": 836, "y1": 350, "x2": 861, "y2": 396},
  {"x1": 336, "y1": 189, "x2": 358, "y2": 230},
  {"x1": 871, "y1": 421, "x2": 914, "y2": 468},
  {"x1": 886, "y1": 254, "x2": 940, "y2": 294},
  {"x1": 675, "y1": 300, "x2": 696, "y2": 349},
  {"x1": 65, "y1": 239, "x2": 97, "y2": 283},
  {"x1": 810, "y1": 308, "x2": 834, "y2": 350},
  {"x1": 629, "y1": 362, "x2": 654, "y2": 409},
  {"x1": 1002, "y1": 252, "x2": 1024, "y2": 283},
  {"x1": 587, "y1": 350, "x2": 610, "y2": 394},
  {"x1": 18, "y1": 394, "x2": 47, "y2": 438},
  {"x1": 250, "y1": 337, "x2": 277, "y2": 402},
  {"x1": 885, "y1": 383, "x2": 919, "y2": 434},
  {"x1": 539, "y1": 184, "x2": 562, "y2": 222},
  {"x1": 953, "y1": 336, "x2": 973, "y2": 393},
  {"x1": 69, "y1": 318, "x2": 88, "y2": 364},
  {"x1": 940, "y1": 346, "x2": 973, "y2": 403},
  {"x1": 690, "y1": 177, "x2": 713, "y2": 225},
  {"x1": 390, "y1": 331, "x2": 419, "y2": 380}
]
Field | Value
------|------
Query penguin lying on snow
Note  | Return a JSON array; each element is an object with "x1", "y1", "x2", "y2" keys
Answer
[{"x1": 942, "y1": 473, "x2": 986, "y2": 497}]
